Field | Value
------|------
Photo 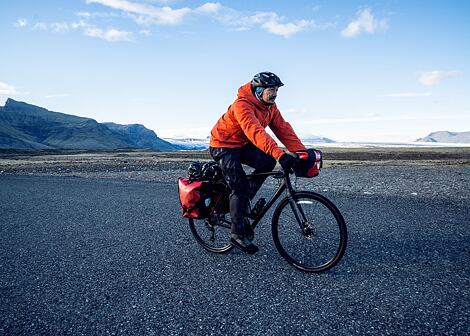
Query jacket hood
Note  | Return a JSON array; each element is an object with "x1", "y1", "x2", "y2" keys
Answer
[{"x1": 237, "y1": 82, "x2": 273, "y2": 109}]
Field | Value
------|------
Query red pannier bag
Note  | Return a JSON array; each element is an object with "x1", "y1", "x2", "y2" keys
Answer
[
  {"x1": 294, "y1": 149, "x2": 323, "y2": 178},
  {"x1": 178, "y1": 178, "x2": 211, "y2": 219}
]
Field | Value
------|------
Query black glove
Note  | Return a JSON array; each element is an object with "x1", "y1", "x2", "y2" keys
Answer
[{"x1": 278, "y1": 153, "x2": 297, "y2": 173}]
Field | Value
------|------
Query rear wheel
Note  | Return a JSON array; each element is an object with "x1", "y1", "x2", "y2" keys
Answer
[
  {"x1": 272, "y1": 191, "x2": 347, "y2": 272},
  {"x1": 189, "y1": 214, "x2": 233, "y2": 253}
]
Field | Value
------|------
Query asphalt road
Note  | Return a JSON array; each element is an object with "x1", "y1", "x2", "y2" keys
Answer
[{"x1": 0, "y1": 175, "x2": 469, "y2": 335}]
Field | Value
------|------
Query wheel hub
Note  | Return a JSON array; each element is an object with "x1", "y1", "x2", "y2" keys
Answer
[{"x1": 303, "y1": 222, "x2": 317, "y2": 239}]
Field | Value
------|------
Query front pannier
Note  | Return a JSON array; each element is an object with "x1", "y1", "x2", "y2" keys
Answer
[
  {"x1": 294, "y1": 149, "x2": 323, "y2": 178},
  {"x1": 178, "y1": 178, "x2": 212, "y2": 219}
]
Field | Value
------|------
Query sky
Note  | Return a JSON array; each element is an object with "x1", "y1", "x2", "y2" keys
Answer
[{"x1": 1, "y1": 0, "x2": 469, "y2": 143}]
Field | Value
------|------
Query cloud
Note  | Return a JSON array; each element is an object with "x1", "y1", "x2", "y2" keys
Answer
[
  {"x1": 32, "y1": 22, "x2": 70, "y2": 33},
  {"x1": 418, "y1": 70, "x2": 461, "y2": 86},
  {"x1": 193, "y1": 2, "x2": 242, "y2": 30},
  {"x1": 25, "y1": 17, "x2": 133, "y2": 42},
  {"x1": 197, "y1": 2, "x2": 222, "y2": 14},
  {"x1": 75, "y1": 11, "x2": 118, "y2": 18},
  {"x1": 196, "y1": 3, "x2": 326, "y2": 37},
  {"x1": 0, "y1": 81, "x2": 18, "y2": 95},
  {"x1": 196, "y1": 3, "x2": 277, "y2": 32},
  {"x1": 86, "y1": 0, "x2": 191, "y2": 25},
  {"x1": 14, "y1": 19, "x2": 28, "y2": 28},
  {"x1": 84, "y1": 27, "x2": 134, "y2": 41},
  {"x1": 261, "y1": 19, "x2": 314, "y2": 38},
  {"x1": 234, "y1": 12, "x2": 279, "y2": 31},
  {"x1": 383, "y1": 92, "x2": 432, "y2": 97},
  {"x1": 50, "y1": 22, "x2": 70, "y2": 33},
  {"x1": 19, "y1": 1, "x2": 332, "y2": 41},
  {"x1": 32, "y1": 22, "x2": 48, "y2": 30},
  {"x1": 341, "y1": 8, "x2": 387, "y2": 38},
  {"x1": 71, "y1": 20, "x2": 89, "y2": 29},
  {"x1": 76, "y1": 11, "x2": 93, "y2": 18}
]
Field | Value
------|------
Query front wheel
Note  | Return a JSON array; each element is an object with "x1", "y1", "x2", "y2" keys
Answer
[{"x1": 272, "y1": 191, "x2": 347, "y2": 272}]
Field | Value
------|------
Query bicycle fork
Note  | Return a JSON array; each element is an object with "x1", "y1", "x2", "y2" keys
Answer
[
  {"x1": 283, "y1": 175, "x2": 315, "y2": 238},
  {"x1": 288, "y1": 197, "x2": 317, "y2": 239}
]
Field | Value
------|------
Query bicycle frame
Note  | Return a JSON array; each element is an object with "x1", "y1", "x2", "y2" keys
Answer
[{"x1": 247, "y1": 171, "x2": 309, "y2": 234}]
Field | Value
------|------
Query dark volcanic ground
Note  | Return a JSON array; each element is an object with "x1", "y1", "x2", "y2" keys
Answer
[{"x1": 0, "y1": 163, "x2": 469, "y2": 335}]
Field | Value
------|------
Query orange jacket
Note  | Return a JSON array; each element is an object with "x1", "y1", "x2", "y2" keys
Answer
[{"x1": 210, "y1": 82, "x2": 305, "y2": 160}]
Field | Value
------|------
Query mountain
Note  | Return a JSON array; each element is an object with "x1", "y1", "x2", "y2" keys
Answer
[
  {"x1": 103, "y1": 123, "x2": 177, "y2": 151},
  {"x1": 416, "y1": 131, "x2": 470, "y2": 143},
  {"x1": 300, "y1": 135, "x2": 336, "y2": 145},
  {"x1": 0, "y1": 98, "x2": 180, "y2": 150}
]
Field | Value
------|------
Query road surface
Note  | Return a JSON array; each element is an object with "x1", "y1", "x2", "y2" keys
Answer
[{"x1": 0, "y1": 175, "x2": 468, "y2": 335}]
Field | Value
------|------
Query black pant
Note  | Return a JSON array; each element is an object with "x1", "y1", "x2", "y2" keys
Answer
[{"x1": 209, "y1": 143, "x2": 276, "y2": 235}]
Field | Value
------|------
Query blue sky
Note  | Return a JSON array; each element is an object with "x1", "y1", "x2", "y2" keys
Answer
[{"x1": 1, "y1": 0, "x2": 469, "y2": 142}]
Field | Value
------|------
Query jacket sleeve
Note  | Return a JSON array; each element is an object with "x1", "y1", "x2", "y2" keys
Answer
[
  {"x1": 269, "y1": 106, "x2": 306, "y2": 153},
  {"x1": 232, "y1": 100, "x2": 285, "y2": 160}
]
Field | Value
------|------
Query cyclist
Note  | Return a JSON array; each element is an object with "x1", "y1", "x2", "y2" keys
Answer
[{"x1": 209, "y1": 72, "x2": 306, "y2": 254}]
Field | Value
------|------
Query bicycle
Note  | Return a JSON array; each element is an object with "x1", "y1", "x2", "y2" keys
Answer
[{"x1": 188, "y1": 169, "x2": 347, "y2": 273}]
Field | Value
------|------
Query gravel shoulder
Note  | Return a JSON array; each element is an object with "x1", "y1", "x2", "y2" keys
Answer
[{"x1": 1, "y1": 149, "x2": 469, "y2": 202}]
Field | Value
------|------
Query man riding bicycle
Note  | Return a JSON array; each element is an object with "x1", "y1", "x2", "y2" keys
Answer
[{"x1": 209, "y1": 72, "x2": 307, "y2": 254}]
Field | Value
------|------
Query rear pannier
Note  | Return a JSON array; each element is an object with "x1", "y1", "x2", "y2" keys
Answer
[{"x1": 178, "y1": 178, "x2": 212, "y2": 219}]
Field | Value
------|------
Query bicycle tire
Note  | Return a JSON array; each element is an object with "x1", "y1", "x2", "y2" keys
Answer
[
  {"x1": 272, "y1": 191, "x2": 347, "y2": 272},
  {"x1": 188, "y1": 215, "x2": 234, "y2": 254}
]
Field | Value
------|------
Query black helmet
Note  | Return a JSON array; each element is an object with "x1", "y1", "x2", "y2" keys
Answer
[{"x1": 252, "y1": 72, "x2": 284, "y2": 88}]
